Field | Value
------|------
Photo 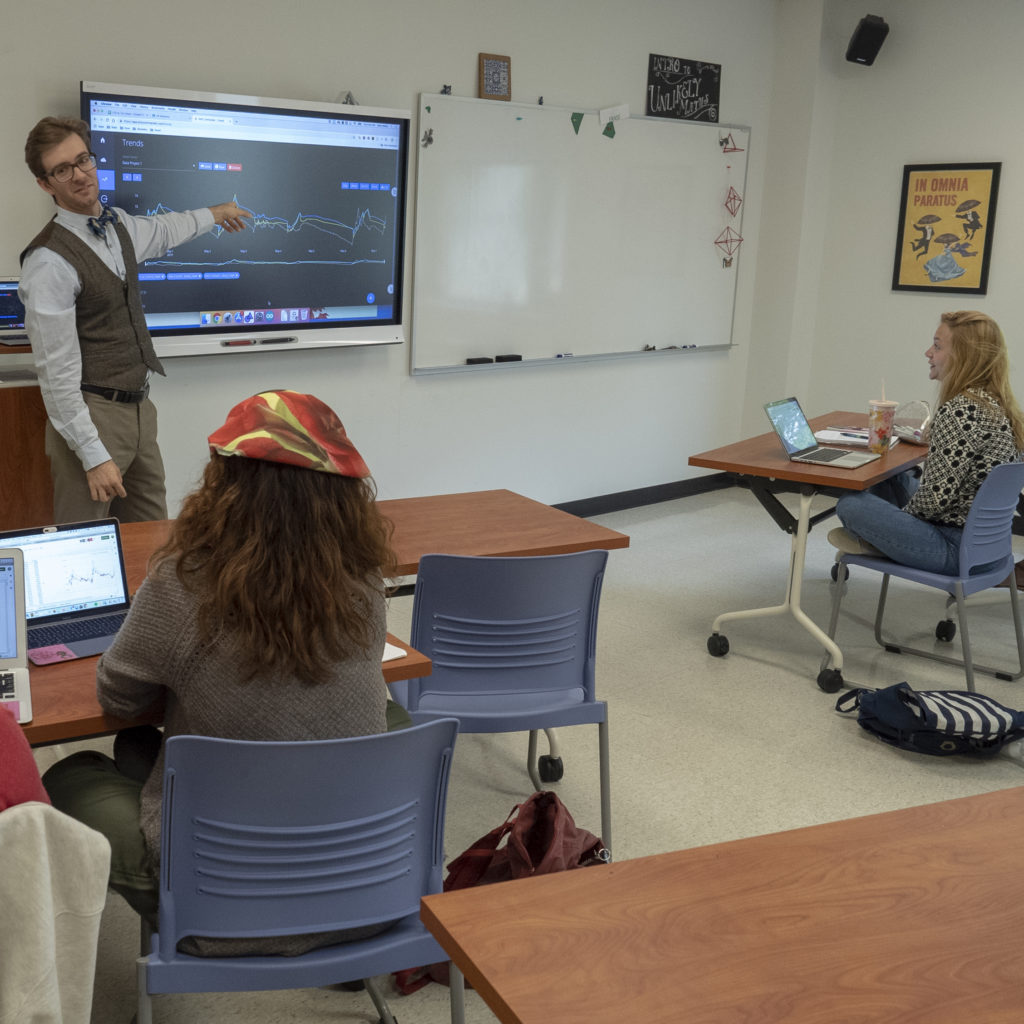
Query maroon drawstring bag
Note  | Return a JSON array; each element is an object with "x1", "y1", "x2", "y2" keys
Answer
[{"x1": 394, "y1": 791, "x2": 608, "y2": 993}]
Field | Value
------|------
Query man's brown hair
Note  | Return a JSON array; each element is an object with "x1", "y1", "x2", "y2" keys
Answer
[{"x1": 24, "y1": 116, "x2": 91, "y2": 179}]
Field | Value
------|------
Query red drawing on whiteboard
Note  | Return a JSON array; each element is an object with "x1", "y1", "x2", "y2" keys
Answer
[
  {"x1": 724, "y1": 186, "x2": 743, "y2": 218},
  {"x1": 718, "y1": 132, "x2": 744, "y2": 153}
]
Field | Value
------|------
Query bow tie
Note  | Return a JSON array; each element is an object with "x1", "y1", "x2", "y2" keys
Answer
[{"x1": 87, "y1": 206, "x2": 119, "y2": 239}]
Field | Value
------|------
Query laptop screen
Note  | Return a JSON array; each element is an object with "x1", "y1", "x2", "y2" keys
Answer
[
  {"x1": 764, "y1": 397, "x2": 819, "y2": 455},
  {"x1": 0, "y1": 556, "x2": 20, "y2": 661},
  {"x1": 0, "y1": 278, "x2": 26, "y2": 342},
  {"x1": 0, "y1": 521, "x2": 129, "y2": 624}
]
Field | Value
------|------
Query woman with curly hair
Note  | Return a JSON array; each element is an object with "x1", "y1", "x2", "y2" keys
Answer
[
  {"x1": 830, "y1": 311, "x2": 1024, "y2": 574},
  {"x1": 44, "y1": 390, "x2": 403, "y2": 952}
]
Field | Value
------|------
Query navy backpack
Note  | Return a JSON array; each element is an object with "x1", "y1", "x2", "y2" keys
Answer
[{"x1": 836, "y1": 681, "x2": 1024, "y2": 757}]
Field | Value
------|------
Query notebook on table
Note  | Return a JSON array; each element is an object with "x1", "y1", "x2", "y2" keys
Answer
[
  {"x1": 0, "y1": 548, "x2": 32, "y2": 723},
  {"x1": 0, "y1": 519, "x2": 131, "y2": 664},
  {"x1": 764, "y1": 397, "x2": 880, "y2": 469}
]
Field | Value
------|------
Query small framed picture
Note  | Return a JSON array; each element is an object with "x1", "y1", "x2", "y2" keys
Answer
[
  {"x1": 892, "y1": 162, "x2": 1001, "y2": 294},
  {"x1": 478, "y1": 53, "x2": 511, "y2": 101}
]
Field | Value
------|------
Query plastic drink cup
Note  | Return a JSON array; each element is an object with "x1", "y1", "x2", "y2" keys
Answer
[{"x1": 868, "y1": 399, "x2": 899, "y2": 453}]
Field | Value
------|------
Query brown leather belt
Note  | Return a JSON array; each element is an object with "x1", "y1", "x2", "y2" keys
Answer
[{"x1": 81, "y1": 383, "x2": 149, "y2": 404}]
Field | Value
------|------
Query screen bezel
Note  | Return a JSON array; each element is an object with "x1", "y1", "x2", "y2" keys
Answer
[{"x1": 80, "y1": 81, "x2": 410, "y2": 358}]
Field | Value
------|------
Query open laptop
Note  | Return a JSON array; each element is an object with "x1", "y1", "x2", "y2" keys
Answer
[
  {"x1": 764, "y1": 397, "x2": 880, "y2": 469},
  {"x1": 0, "y1": 519, "x2": 131, "y2": 664},
  {"x1": 0, "y1": 276, "x2": 27, "y2": 345},
  {"x1": 0, "y1": 548, "x2": 32, "y2": 723}
]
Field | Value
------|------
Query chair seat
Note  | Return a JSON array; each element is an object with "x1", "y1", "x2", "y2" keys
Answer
[
  {"x1": 145, "y1": 911, "x2": 442, "y2": 993},
  {"x1": 842, "y1": 551, "x2": 1013, "y2": 597},
  {"x1": 411, "y1": 691, "x2": 606, "y2": 732}
]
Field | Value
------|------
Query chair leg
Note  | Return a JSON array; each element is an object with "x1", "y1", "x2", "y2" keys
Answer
[
  {"x1": 598, "y1": 718, "x2": 612, "y2": 857},
  {"x1": 871, "y1": 574, "x2": 893, "y2": 648},
  {"x1": 526, "y1": 730, "x2": 542, "y2": 791},
  {"x1": 873, "y1": 575, "x2": 1023, "y2": 687},
  {"x1": 821, "y1": 558, "x2": 847, "y2": 672},
  {"x1": 1009, "y1": 578, "x2": 1024, "y2": 677},
  {"x1": 364, "y1": 976, "x2": 398, "y2": 1024},
  {"x1": 135, "y1": 955, "x2": 153, "y2": 1024},
  {"x1": 449, "y1": 961, "x2": 466, "y2": 1024},
  {"x1": 953, "y1": 585, "x2": 976, "y2": 693}
]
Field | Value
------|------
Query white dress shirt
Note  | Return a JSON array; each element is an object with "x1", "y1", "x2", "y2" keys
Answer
[{"x1": 19, "y1": 206, "x2": 214, "y2": 471}]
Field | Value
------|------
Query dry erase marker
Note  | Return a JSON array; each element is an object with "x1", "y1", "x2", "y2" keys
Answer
[{"x1": 556, "y1": 352, "x2": 574, "y2": 358}]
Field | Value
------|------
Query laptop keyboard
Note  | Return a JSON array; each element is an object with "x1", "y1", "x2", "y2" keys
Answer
[
  {"x1": 800, "y1": 448, "x2": 847, "y2": 463},
  {"x1": 0, "y1": 672, "x2": 14, "y2": 698},
  {"x1": 28, "y1": 612, "x2": 127, "y2": 649}
]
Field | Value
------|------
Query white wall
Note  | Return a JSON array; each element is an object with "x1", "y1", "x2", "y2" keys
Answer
[
  {"x1": 0, "y1": 0, "x2": 776, "y2": 507},
  {"x1": 802, "y1": 0, "x2": 1024, "y2": 421}
]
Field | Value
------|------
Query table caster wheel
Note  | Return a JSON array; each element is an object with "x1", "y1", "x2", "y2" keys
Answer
[
  {"x1": 817, "y1": 668, "x2": 843, "y2": 693},
  {"x1": 538, "y1": 755, "x2": 563, "y2": 783},
  {"x1": 935, "y1": 619, "x2": 956, "y2": 642},
  {"x1": 830, "y1": 563, "x2": 849, "y2": 582},
  {"x1": 707, "y1": 634, "x2": 729, "y2": 657}
]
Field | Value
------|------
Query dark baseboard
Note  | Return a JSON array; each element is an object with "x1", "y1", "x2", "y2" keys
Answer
[
  {"x1": 554, "y1": 473, "x2": 733, "y2": 518},
  {"x1": 388, "y1": 474, "x2": 733, "y2": 594}
]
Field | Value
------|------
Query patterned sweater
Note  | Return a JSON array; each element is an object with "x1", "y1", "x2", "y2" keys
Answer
[{"x1": 904, "y1": 389, "x2": 1018, "y2": 526}]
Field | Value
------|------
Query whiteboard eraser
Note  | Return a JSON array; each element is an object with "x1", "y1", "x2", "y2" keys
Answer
[{"x1": 599, "y1": 103, "x2": 630, "y2": 124}]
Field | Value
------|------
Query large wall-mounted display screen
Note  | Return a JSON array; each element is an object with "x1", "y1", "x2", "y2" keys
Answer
[{"x1": 81, "y1": 82, "x2": 410, "y2": 357}]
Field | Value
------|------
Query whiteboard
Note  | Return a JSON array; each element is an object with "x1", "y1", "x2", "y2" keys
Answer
[{"x1": 411, "y1": 94, "x2": 749, "y2": 372}]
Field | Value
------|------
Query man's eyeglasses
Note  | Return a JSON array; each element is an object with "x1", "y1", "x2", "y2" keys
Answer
[{"x1": 45, "y1": 152, "x2": 98, "y2": 183}]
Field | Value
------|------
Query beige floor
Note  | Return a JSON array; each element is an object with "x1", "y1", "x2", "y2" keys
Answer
[{"x1": 34, "y1": 486, "x2": 1024, "y2": 1023}]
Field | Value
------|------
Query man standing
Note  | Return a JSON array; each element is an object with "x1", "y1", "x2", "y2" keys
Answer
[{"x1": 20, "y1": 116, "x2": 251, "y2": 524}]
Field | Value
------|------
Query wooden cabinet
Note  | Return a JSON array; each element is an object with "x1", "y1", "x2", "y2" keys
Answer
[{"x1": 0, "y1": 384, "x2": 53, "y2": 530}]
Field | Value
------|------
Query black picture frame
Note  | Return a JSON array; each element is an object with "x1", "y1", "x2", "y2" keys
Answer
[{"x1": 892, "y1": 162, "x2": 1000, "y2": 294}]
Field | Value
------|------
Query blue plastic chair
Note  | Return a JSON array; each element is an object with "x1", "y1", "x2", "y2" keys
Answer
[
  {"x1": 823, "y1": 462, "x2": 1024, "y2": 693},
  {"x1": 398, "y1": 551, "x2": 611, "y2": 852},
  {"x1": 136, "y1": 720, "x2": 464, "y2": 1024}
]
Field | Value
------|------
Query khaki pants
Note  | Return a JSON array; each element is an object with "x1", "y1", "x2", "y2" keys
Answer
[{"x1": 46, "y1": 393, "x2": 167, "y2": 525}]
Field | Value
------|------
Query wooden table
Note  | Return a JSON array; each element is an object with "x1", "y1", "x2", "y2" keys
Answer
[
  {"x1": 422, "y1": 785, "x2": 1024, "y2": 1024},
  {"x1": 23, "y1": 520, "x2": 432, "y2": 746},
  {"x1": 24, "y1": 491, "x2": 629, "y2": 745},
  {"x1": 689, "y1": 411, "x2": 926, "y2": 688},
  {"x1": 379, "y1": 489, "x2": 630, "y2": 575}
]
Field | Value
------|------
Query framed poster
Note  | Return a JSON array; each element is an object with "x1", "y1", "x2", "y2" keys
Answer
[
  {"x1": 892, "y1": 162, "x2": 1000, "y2": 294},
  {"x1": 478, "y1": 53, "x2": 511, "y2": 101}
]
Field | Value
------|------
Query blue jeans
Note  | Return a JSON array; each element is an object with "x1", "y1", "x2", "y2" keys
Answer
[{"x1": 835, "y1": 470, "x2": 964, "y2": 575}]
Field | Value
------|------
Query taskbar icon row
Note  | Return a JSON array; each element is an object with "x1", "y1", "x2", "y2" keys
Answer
[{"x1": 200, "y1": 307, "x2": 328, "y2": 327}]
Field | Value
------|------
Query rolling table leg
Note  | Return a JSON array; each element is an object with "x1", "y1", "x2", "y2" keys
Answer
[{"x1": 709, "y1": 489, "x2": 843, "y2": 673}]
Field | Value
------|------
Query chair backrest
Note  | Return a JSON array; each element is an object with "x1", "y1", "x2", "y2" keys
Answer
[
  {"x1": 404, "y1": 550, "x2": 608, "y2": 709},
  {"x1": 156, "y1": 719, "x2": 459, "y2": 957},
  {"x1": 958, "y1": 461, "x2": 1024, "y2": 578}
]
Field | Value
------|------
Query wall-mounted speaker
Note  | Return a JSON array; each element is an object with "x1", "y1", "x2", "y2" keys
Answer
[{"x1": 845, "y1": 14, "x2": 889, "y2": 66}]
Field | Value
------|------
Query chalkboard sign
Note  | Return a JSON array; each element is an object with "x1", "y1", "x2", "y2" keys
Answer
[
  {"x1": 646, "y1": 54, "x2": 721, "y2": 123},
  {"x1": 411, "y1": 94, "x2": 749, "y2": 372}
]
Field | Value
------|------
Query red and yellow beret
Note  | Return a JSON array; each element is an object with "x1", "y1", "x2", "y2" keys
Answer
[{"x1": 208, "y1": 390, "x2": 370, "y2": 478}]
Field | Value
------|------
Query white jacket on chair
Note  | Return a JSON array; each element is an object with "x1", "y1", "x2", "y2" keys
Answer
[{"x1": 0, "y1": 801, "x2": 110, "y2": 1024}]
